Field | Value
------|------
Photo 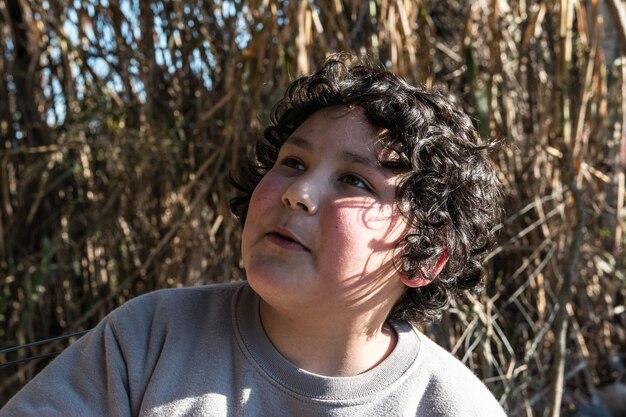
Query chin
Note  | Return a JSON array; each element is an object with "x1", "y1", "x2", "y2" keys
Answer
[{"x1": 247, "y1": 269, "x2": 316, "y2": 309}]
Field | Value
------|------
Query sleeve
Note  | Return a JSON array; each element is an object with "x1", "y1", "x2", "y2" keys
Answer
[{"x1": 0, "y1": 315, "x2": 133, "y2": 417}]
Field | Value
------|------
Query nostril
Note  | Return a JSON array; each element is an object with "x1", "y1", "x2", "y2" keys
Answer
[
  {"x1": 282, "y1": 195, "x2": 294, "y2": 208},
  {"x1": 282, "y1": 186, "x2": 317, "y2": 214}
]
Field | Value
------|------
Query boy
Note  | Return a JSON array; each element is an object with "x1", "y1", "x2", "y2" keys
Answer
[{"x1": 1, "y1": 55, "x2": 506, "y2": 416}]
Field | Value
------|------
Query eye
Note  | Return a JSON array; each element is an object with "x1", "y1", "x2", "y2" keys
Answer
[
  {"x1": 340, "y1": 174, "x2": 374, "y2": 192},
  {"x1": 280, "y1": 157, "x2": 305, "y2": 171}
]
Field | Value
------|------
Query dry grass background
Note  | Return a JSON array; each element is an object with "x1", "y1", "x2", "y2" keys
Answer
[{"x1": 1, "y1": 0, "x2": 625, "y2": 415}]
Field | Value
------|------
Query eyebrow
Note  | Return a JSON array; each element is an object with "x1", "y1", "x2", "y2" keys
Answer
[
  {"x1": 283, "y1": 136, "x2": 312, "y2": 150},
  {"x1": 342, "y1": 150, "x2": 382, "y2": 170},
  {"x1": 284, "y1": 136, "x2": 383, "y2": 170}
]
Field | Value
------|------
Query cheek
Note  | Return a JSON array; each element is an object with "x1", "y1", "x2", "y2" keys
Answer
[
  {"x1": 321, "y1": 206, "x2": 402, "y2": 281},
  {"x1": 245, "y1": 175, "x2": 280, "y2": 222},
  {"x1": 242, "y1": 176, "x2": 278, "y2": 251},
  {"x1": 326, "y1": 204, "x2": 404, "y2": 256}
]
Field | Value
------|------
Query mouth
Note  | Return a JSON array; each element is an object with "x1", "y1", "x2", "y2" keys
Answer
[{"x1": 266, "y1": 228, "x2": 310, "y2": 252}]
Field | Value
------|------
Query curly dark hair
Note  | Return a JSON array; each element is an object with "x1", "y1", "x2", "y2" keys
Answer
[{"x1": 230, "y1": 54, "x2": 503, "y2": 323}]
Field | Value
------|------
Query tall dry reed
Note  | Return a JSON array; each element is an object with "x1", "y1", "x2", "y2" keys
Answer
[{"x1": 0, "y1": 1, "x2": 624, "y2": 414}]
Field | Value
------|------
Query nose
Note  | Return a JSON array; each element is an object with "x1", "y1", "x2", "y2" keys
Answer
[{"x1": 281, "y1": 179, "x2": 318, "y2": 214}]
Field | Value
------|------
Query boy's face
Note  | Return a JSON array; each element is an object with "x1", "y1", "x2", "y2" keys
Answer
[{"x1": 242, "y1": 106, "x2": 409, "y2": 317}]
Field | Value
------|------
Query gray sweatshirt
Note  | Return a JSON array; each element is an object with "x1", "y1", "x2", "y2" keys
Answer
[{"x1": 1, "y1": 282, "x2": 507, "y2": 416}]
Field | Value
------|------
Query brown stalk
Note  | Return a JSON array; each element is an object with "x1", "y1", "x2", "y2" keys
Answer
[{"x1": 1, "y1": 1, "x2": 625, "y2": 411}]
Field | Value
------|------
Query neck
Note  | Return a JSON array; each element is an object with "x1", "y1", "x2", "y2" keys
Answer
[{"x1": 259, "y1": 300, "x2": 397, "y2": 377}]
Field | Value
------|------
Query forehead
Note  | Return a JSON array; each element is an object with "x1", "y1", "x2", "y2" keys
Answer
[
  {"x1": 284, "y1": 106, "x2": 404, "y2": 170},
  {"x1": 285, "y1": 106, "x2": 382, "y2": 157}
]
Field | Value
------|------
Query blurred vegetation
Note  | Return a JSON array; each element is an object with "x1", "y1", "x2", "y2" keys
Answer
[{"x1": 1, "y1": 0, "x2": 625, "y2": 415}]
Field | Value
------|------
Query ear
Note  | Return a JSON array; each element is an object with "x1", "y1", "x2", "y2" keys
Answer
[
  {"x1": 429, "y1": 246, "x2": 449, "y2": 279},
  {"x1": 400, "y1": 247, "x2": 449, "y2": 288},
  {"x1": 400, "y1": 274, "x2": 431, "y2": 288}
]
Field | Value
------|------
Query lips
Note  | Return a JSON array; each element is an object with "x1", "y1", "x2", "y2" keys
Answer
[{"x1": 266, "y1": 227, "x2": 310, "y2": 252}]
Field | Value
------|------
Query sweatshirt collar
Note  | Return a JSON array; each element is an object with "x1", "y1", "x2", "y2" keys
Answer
[{"x1": 232, "y1": 283, "x2": 420, "y2": 401}]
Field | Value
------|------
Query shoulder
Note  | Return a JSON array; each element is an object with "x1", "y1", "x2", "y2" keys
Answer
[
  {"x1": 107, "y1": 281, "x2": 247, "y2": 341},
  {"x1": 412, "y1": 330, "x2": 507, "y2": 416},
  {"x1": 112, "y1": 281, "x2": 245, "y2": 318},
  {"x1": 0, "y1": 282, "x2": 249, "y2": 416}
]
